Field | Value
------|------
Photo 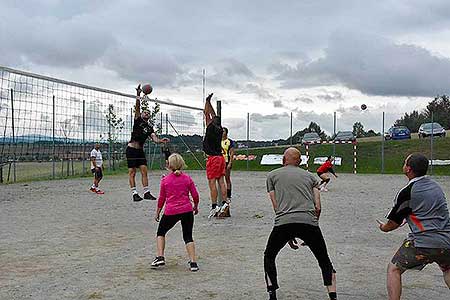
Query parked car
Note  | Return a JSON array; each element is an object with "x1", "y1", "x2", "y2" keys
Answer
[
  {"x1": 301, "y1": 132, "x2": 321, "y2": 144},
  {"x1": 385, "y1": 126, "x2": 411, "y2": 140},
  {"x1": 418, "y1": 122, "x2": 446, "y2": 138},
  {"x1": 333, "y1": 131, "x2": 356, "y2": 142}
]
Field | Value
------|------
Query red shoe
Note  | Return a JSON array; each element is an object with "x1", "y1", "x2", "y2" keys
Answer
[
  {"x1": 95, "y1": 189, "x2": 105, "y2": 195},
  {"x1": 90, "y1": 187, "x2": 97, "y2": 193}
]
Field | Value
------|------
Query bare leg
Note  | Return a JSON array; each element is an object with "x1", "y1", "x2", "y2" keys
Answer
[
  {"x1": 387, "y1": 262, "x2": 404, "y2": 300},
  {"x1": 325, "y1": 272, "x2": 337, "y2": 293},
  {"x1": 139, "y1": 165, "x2": 149, "y2": 188},
  {"x1": 218, "y1": 176, "x2": 228, "y2": 203},
  {"x1": 157, "y1": 236, "x2": 165, "y2": 257},
  {"x1": 185, "y1": 242, "x2": 196, "y2": 262},
  {"x1": 208, "y1": 179, "x2": 218, "y2": 205},
  {"x1": 128, "y1": 168, "x2": 137, "y2": 188},
  {"x1": 443, "y1": 269, "x2": 450, "y2": 288}
]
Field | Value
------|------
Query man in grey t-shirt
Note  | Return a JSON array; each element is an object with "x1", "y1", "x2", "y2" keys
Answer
[
  {"x1": 264, "y1": 147, "x2": 337, "y2": 300},
  {"x1": 378, "y1": 153, "x2": 450, "y2": 299}
]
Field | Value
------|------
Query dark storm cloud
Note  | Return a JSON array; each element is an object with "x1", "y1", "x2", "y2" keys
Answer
[
  {"x1": 244, "y1": 83, "x2": 274, "y2": 99},
  {"x1": 3, "y1": 1, "x2": 450, "y2": 101},
  {"x1": 273, "y1": 100, "x2": 284, "y2": 108},
  {"x1": 276, "y1": 31, "x2": 450, "y2": 97},
  {"x1": 294, "y1": 97, "x2": 314, "y2": 104}
]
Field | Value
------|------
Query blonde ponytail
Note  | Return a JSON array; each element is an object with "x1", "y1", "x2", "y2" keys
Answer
[{"x1": 168, "y1": 153, "x2": 186, "y2": 175}]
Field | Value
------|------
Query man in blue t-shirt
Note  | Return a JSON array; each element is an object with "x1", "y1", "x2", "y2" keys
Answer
[{"x1": 378, "y1": 153, "x2": 450, "y2": 299}]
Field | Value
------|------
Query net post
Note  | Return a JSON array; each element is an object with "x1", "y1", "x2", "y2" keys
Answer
[
  {"x1": 10, "y1": 88, "x2": 16, "y2": 182},
  {"x1": 52, "y1": 95, "x2": 55, "y2": 179},
  {"x1": 82, "y1": 100, "x2": 86, "y2": 175}
]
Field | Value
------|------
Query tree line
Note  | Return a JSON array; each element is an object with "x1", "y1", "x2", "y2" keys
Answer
[{"x1": 394, "y1": 95, "x2": 450, "y2": 132}]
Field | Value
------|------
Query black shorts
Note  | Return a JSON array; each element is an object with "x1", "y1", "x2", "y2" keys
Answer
[
  {"x1": 91, "y1": 167, "x2": 103, "y2": 179},
  {"x1": 157, "y1": 211, "x2": 194, "y2": 244},
  {"x1": 126, "y1": 146, "x2": 147, "y2": 168}
]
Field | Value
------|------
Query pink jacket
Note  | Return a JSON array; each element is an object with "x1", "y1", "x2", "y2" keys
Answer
[{"x1": 158, "y1": 173, "x2": 199, "y2": 215}]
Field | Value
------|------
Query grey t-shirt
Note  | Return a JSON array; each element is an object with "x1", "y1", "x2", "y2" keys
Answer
[
  {"x1": 387, "y1": 176, "x2": 450, "y2": 248},
  {"x1": 266, "y1": 165, "x2": 320, "y2": 227}
]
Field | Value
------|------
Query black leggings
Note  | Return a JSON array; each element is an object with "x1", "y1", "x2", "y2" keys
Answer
[
  {"x1": 157, "y1": 211, "x2": 194, "y2": 244},
  {"x1": 264, "y1": 223, "x2": 335, "y2": 292}
]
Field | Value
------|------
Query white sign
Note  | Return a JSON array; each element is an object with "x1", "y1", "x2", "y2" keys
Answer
[
  {"x1": 261, "y1": 154, "x2": 309, "y2": 165},
  {"x1": 313, "y1": 157, "x2": 342, "y2": 166},
  {"x1": 429, "y1": 160, "x2": 450, "y2": 166}
]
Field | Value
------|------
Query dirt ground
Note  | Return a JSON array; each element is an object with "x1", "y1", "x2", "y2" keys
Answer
[{"x1": 1, "y1": 171, "x2": 450, "y2": 300}]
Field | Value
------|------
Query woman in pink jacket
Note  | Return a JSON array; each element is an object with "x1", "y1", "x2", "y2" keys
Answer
[{"x1": 151, "y1": 153, "x2": 200, "y2": 272}]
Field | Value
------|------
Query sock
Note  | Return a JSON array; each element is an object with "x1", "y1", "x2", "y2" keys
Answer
[
  {"x1": 212, "y1": 203, "x2": 217, "y2": 209},
  {"x1": 227, "y1": 189, "x2": 231, "y2": 198},
  {"x1": 143, "y1": 186, "x2": 149, "y2": 194},
  {"x1": 222, "y1": 201, "x2": 226, "y2": 205},
  {"x1": 268, "y1": 290, "x2": 277, "y2": 300},
  {"x1": 131, "y1": 187, "x2": 138, "y2": 195},
  {"x1": 329, "y1": 292, "x2": 337, "y2": 300},
  {"x1": 91, "y1": 184, "x2": 96, "y2": 189}
]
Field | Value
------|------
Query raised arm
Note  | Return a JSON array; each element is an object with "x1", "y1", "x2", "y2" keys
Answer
[
  {"x1": 203, "y1": 93, "x2": 216, "y2": 127},
  {"x1": 135, "y1": 84, "x2": 142, "y2": 119},
  {"x1": 150, "y1": 132, "x2": 169, "y2": 144}
]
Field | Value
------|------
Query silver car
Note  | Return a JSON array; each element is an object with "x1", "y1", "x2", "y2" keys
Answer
[{"x1": 418, "y1": 122, "x2": 446, "y2": 138}]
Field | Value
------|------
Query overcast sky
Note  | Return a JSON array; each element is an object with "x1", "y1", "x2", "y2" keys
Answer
[{"x1": 2, "y1": 0, "x2": 450, "y2": 140}]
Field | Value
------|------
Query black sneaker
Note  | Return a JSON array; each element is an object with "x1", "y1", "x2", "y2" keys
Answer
[
  {"x1": 151, "y1": 256, "x2": 165, "y2": 268},
  {"x1": 143, "y1": 191, "x2": 156, "y2": 200},
  {"x1": 189, "y1": 261, "x2": 199, "y2": 272},
  {"x1": 268, "y1": 290, "x2": 277, "y2": 300},
  {"x1": 133, "y1": 193, "x2": 143, "y2": 202}
]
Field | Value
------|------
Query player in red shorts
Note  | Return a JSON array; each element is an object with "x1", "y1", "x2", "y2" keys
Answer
[
  {"x1": 203, "y1": 93, "x2": 228, "y2": 218},
  {"x1": 316, "y1": 156, "x2": 338, "y2": 192}
]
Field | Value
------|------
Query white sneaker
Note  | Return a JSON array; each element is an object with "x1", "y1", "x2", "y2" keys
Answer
[
  {"x1": 219, "y1": 203, "x2": 229, "y2": 214},
  {"x1": 320, "y1": 187, "x2": 329, "y2": 192},
  {"x1": 208, "y1": 206, "x2": 221, "y2": 219}
]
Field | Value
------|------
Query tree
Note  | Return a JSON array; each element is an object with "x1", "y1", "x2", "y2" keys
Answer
[
  {"x1": 394, "y1": 110, "x2": 427, "y2": 132},
  {"x1": 105, "y1": 104, "x2": 125, "y2": 144},
  {"x1": 352, "y1": 122, "x2": 366, "y2": 138},
  {"x1": 307, "y1": 122, "x2": 327, "y2": 140},
  {"x1": 424, "y1": 95, "x2": 450, "y2": 129}
]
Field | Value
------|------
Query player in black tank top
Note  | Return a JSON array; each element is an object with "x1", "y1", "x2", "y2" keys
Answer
[{"x1": 127, "y1": 84, "x2": 170, "y2": 202}]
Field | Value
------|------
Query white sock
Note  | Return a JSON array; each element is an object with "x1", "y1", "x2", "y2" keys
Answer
[
  {"x1": 131, "y1": 187, "x2": 138, "y2": 195},
  {"x1": 143, "y1": 186, "x2": 149, "y2": 194},
  {"x1": 91, "y1": 184, "x2": 96, "y2": 189}
]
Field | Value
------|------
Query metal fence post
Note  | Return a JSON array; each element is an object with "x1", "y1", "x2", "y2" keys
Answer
[
  {"x1": 52, "y1": 95, "x2": 56, "y2": 179},
  {"x1": 333, "y1": 112, "x2": 336, "y2": 156},
  {"x1": 82, "y1": 100, "x2": 86, "y2": 174},
  {"x1": 10, "y1": 89, "x2": 16, "y2": 182},
  {"x1": 430, "y1": 111, "x2": 434, "y2": 175},
  {"x1": 246, "y1": 112, "x2": 250, "y2": 171},
  {"x1": 381, "y1": 111, "x2": 385, "y2": 174},
  {"x1": 108, "y1": 122, "x2": 112, "y2": 170},
  {"x1": 290, "y1": 112, "x2": 293, "y2": 146},
  {"x1": 165, "y1": 113, "x2": 168, "y2": 135}
]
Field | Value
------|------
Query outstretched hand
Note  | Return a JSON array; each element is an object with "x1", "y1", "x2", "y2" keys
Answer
[
  {"x1": 136, "y1": 84, "x2": 142, "y2": 95},
  {"x1": 206, "y1": 93, "x2": 213, "y2": 102}
]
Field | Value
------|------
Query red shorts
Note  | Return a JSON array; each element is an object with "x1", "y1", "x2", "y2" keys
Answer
[{"x1": 206, "y1": 155, "x2": 226, "y2": 180}]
